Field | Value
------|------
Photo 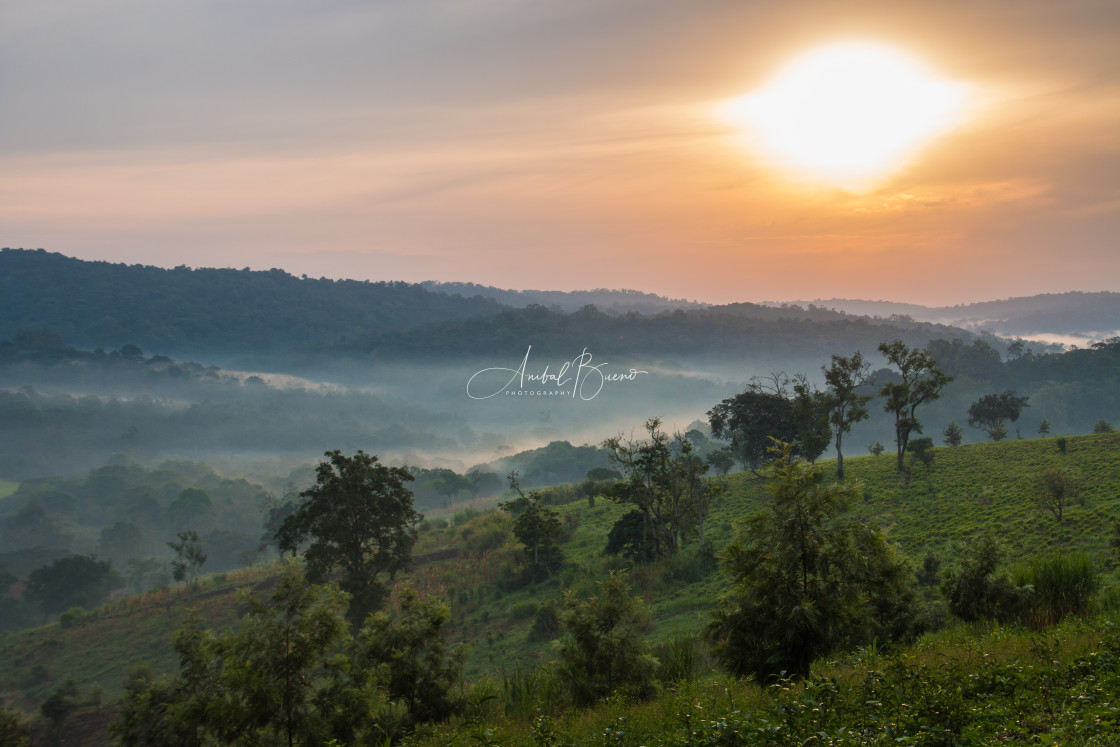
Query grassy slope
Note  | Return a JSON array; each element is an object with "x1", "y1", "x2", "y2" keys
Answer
[
  {"x1": 0, "y1": 479, "x2": 17, "y2": 500},
  {"x1": 2, "y1": 433, "x2": 1118, "y2": 718}
]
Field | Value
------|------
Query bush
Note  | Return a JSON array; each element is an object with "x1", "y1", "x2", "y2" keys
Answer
[
  {"x1": 528, "y1": 605, "x2": 561, "y2": 642},
  {"x1": 59, "y1": 606, "x2": 94, "y2": 629},
  {"x1": 507, "y1": 600, "x2": 538, "y2": 620},
  {"x1": 553, "y1": 572, "x2": 659, "y2": 706},
  {"x1": 941, "y1": 535, "x2": 1028, "y2": 623},
  {"x1": 1012, "y1": 552, "x2": 1099, "y2": 628},
  {"x1": 1093, "y1": 419, "x2": 1114, "y2": 434},
  {"x1": 456, "y1": 512, "x2": 513, "y2": 555},
  {"x1": 651, "y1": 635, "x2": 713, "y2": 684}
]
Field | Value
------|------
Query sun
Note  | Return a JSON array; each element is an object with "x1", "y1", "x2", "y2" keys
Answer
[{"x1": 721, "y1": 42, "x2": 970, "y2": 188}]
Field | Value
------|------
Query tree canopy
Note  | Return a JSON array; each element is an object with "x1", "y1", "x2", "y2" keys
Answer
[
  {"x1": 968, "y1": 390, "x2": 1030, "y2": 441},
  {"x1": 877, "y1": 340, "x2": 953, "y2": 471},
  {"x1": 276, "y1": 450, "x2": 421, "y2": 627},
  {"x1": 707, "y1": 442, "x2": 912, "y2": 682}
]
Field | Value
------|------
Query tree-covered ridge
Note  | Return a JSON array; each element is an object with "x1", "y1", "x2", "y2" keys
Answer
[
  {"x1": 333, "y1": 302, "x2": 963, "y2": 360},
  {"x1": 421, "y1": 281, "x2": 708, "y2": 314},
  {"x1": 0, "y1": 248, "x2": 507, "y2": 355}
]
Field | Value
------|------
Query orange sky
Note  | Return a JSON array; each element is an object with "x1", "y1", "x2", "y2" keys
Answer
[{"x1": 1, "y1": 0, "x2": 1117, "y2": 306}]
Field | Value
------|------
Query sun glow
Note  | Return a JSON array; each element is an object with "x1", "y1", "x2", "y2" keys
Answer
[{"x1": 722, "y1": 42, "x2": 970, "y2": 188}]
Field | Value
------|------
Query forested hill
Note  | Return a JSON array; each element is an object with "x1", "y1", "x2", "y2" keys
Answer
[
  {"x1": 0, "y1": 249, "x2": 508, "y2": 356},
  {"x1": 420, "y1": 281, "x2": 708, "y2": 314},
  {"x1": 1, "y1": 248, "x2": 975, "y2": 365},
  {"x1": 332, "y1": 303, "x2": 970, "y2": 360}
]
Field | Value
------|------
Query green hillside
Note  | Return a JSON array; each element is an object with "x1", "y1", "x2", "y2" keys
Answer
[{"x1": 2, "y1": 434, "x2": 1119, "y2": 739}]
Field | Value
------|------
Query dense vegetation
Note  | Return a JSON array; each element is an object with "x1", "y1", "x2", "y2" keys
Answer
[{"x1": 2, "y1": 433, "x2": 1119, "y2": 744}]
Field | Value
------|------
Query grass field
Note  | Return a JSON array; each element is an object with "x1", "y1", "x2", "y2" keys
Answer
[{"x1": 0, "y1": 479, "x2": 18, "y2": 500}]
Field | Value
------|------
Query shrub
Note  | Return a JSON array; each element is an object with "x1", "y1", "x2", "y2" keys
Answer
[
  {"x1": 553, "y1": 572, "x2": 659, "y2": 706},
  {"x1": 507, "y1": 600, "x2": 538, "y2": 620},
  {"x1": 1093, "y1": 418, "x2": 1114, "y2": 434},
  {"x1": 651, "y1": 635, "x2": 713, "y2": 684},
  {"x1": 528, "y1": 605, "x2": 561, "y2": 642},
  {"x1": 59, "y1": 606, "x2": 94, "y2": 629},
  {"x1": 457, "y1": 512, "x2": 513, "y2": 555},
  {"x1": 941, "y1": 534, "x2": 1028, "y2": 623},
  {"x1": 1012, "y1": 552, "x2": 1099, "y2": 628}
]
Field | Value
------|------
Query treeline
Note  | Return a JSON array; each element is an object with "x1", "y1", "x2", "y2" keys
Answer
[
  {"x1": 0, "y1": 248, "x2": 506, "y2": 356},
  {"x1": 333, "y1": 302, "x2": 964, "y2": 360}
]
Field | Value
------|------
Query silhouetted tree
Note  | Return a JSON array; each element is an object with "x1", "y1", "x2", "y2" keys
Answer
[
  {"x1": 878, "y1": 341, "x2": 953, "y2": 471},
  {"x1": 822, "y1": 352, "x2": 873, "y2": 478},
  {"x1": 968, "y1": 390, "x2": 1030, "y2": 441}
]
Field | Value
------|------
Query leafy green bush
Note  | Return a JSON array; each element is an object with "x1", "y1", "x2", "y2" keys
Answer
[
  {"x1": 941, "y1": 534, "x2": 1028, "y2": 623},
  {"x1": 553, "y1": 572, "x2": 659, "y2": 706},
  {"x1": 456, "y1": 511, "x2": 513, "y2": 555},
  {"x1": 58, "y1": 606, "x2": 94, "y2": 629}
]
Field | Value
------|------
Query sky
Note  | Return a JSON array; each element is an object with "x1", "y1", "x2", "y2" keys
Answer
[{"x1": 1, "y1": 0, "x2": 1118, "y2": 306}]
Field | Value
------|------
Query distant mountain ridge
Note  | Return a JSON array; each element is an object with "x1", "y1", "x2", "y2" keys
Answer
[
  {"x1": 419, "y1": 281, "x2": 708, "y2": 314},
  {"x1": 799, "y1": 293, "x2": 1120, "y2": 338}
]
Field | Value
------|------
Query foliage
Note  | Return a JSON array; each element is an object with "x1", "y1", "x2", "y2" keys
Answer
[
  {"x1": 968, "y1": 389, "x2": 1030, "y2": 441},
  {"x1": 1012, "y1": 551, "x2": 1099, "y2": 627},
  {"x1": 822, "y1": 352, "x2": 873, "y2": 479},
  {"x1": 112, "y1": 572, "x2": 465, "y2": 745},
  {"x1": 552, "y1": 572, "x2": 659, "y2": 706},
  {"x1": 24, "y1": 555, "x2": 122, "y2": 616},
  {"x1": 707, "y1": 441, "x2": 913, "y2": 683},
  {"x1": 1038, "y1": 467, "x2": 1080, "y2": 522},
  {"x1": 114, "y1": 571, "x2": 359, "y2": 746},
  {"x1": 353, "y1": 586, "x2": 468, "y2": 730},
  {"x1": 168, "y1": 530, "x2": 207, "y2": 584},
  {"x1": 501, "y1": 473, "x2": 565, "y2": 582},
  {"x1": 603, "y1": 419, "x2": 710, "y2": 559},
  {"x1": 1094, "y1": 418, "x2": 1114, "y2": 433},
  {"x1": 877, "y1": 340, "x2": 953, "y2": 471},
  {"x1": 867, "y1": 440, "x2": 884, "y2": 456},
  {"x1": 943, "y1": 419, "x2": 963, "y2": 446},
  {"x1": 1038, "y1": 416, "x2": 1051, "y2": 435},
  {"x1": 907, "y1": 436, "x2": 935, "y2": 471},
  {"x1": 0, "y1": 705, "x2": 31, "y2": 746},
  {"x1": 603, "y1": 509, "x2": 657, "y2": 563},
  {"x1": 40, "y1": 678, "x2": 80, "y2": 743},
  {"x1": 940, "y1": 534, "x2": 1028, "y2": 623},
  {"x1": 276, "y1": 449, "x2": 421, "y2": 626},
  {"x1": 708, "y1": 374, "x2": 830, "y2": 470}
]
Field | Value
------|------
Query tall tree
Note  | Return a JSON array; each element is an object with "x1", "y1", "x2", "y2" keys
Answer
[
  {"x1": 967, "y1": 390, "x2": 1030, "y2": 441},
  {"x1": 878, "y1": 340, "x2": 953, "y2": 471},
  {"x1": 168, "y1": 531, "x2": 207, "y2": 585},
  {"x1": 276, "y1": 450, "x2": 421, "y2": 627},
  {"x1": 500, "y1": 472, "x2": 565, "y2": 581},
  {"x1": 822, "y1": 352, "x2": 873, "y2": 478},
  {"x1": 707, "y1": 441, "x2": 912, "y2": 682},
  {"x1": 603, "y1": 419, "x2": 710, "y2": 559}
]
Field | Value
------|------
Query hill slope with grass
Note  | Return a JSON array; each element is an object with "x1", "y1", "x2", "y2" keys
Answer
[{"x1": 2, "y1": 433, "x2": 1118, "y2": 740}]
